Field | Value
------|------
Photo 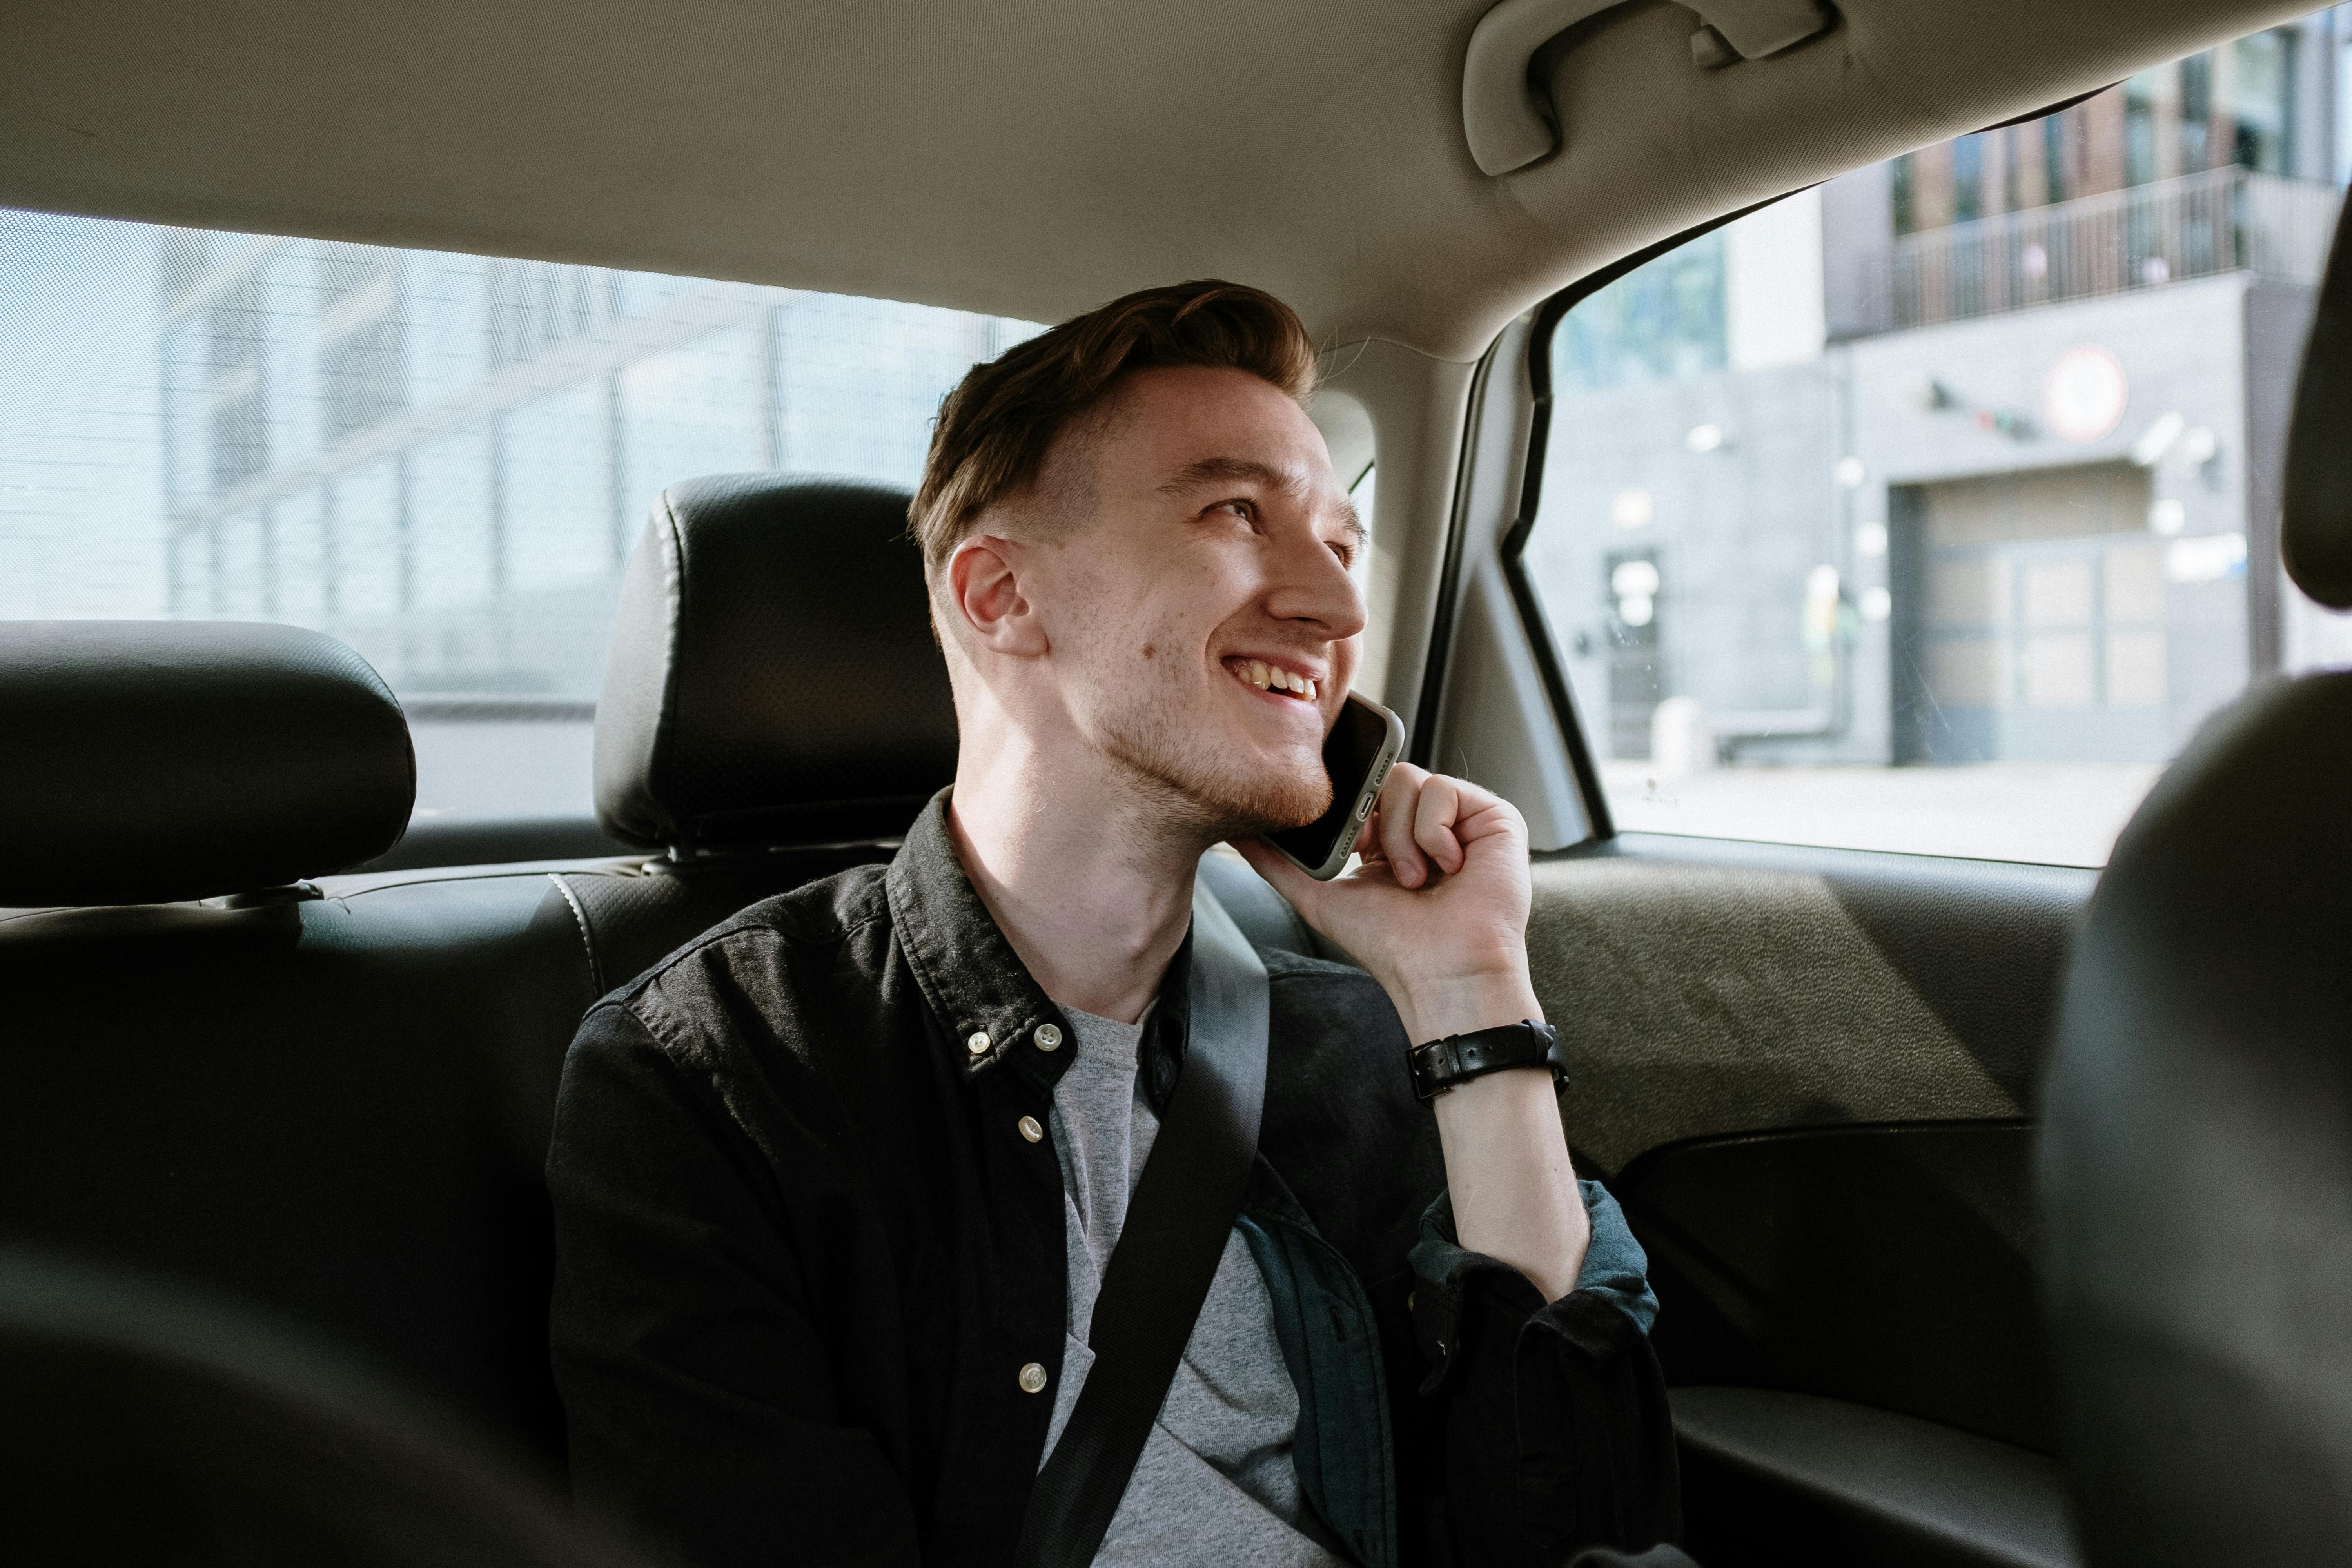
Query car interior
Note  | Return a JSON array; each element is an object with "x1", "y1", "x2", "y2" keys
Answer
[{"x1": 4, "y1": 2, "x2": 2351, "y2": 1565}]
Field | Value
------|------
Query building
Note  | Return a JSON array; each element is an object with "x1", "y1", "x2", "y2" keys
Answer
[
  {"x1": 1532, "y1": 10, "x2": 2352, "y2": 769},
  {"x1": 156, "y1": 234, "x2": 1033, "y2": 703}
]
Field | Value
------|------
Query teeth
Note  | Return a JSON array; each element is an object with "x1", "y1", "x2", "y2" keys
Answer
[{"x1": 1232, "y1": 660, "x2": 1319, "y2": 699}]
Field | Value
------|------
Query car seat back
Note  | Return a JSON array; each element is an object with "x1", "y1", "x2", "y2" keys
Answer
[
  {"x1": 0, "y1": 476, "x2": 958, "y2": 1463},
  {"x1": 2042, "y1": 192, "x2": 2352, "y2": 1566}
]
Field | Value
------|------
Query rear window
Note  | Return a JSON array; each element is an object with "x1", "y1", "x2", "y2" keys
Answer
[{"x1": 0, "y1": 211, "x2": 1040, "y2": 824}]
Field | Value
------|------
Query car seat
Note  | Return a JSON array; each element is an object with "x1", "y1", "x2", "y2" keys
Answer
[{"x1": 2039, "y1": 201, "x2": 2352, "y2": 1562}]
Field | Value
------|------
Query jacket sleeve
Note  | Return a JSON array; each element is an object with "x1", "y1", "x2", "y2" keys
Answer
[
  {"x1": 546, "y1": 1002, "x2": 924, "y2": 1568},
  {"x1": 1404, "y1": 1181, "x2": 1681, "y2": 1563}
]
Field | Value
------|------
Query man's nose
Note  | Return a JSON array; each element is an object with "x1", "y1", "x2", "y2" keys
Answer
[{"x1": 1263, "y1": 528, "x2": 1368, "y2": 641}]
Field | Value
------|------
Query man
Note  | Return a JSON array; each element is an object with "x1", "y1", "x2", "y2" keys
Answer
[{"x1": 548, "y1": 281, "x2": 1677, "y2": 1567}]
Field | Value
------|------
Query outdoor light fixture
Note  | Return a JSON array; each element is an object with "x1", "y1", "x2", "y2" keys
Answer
[
  {"x1": 1611, "y1": 558, "x2": 1661, "y2": 627},
  {"x1": 1611, "y1": 487, "x2": 1655, "y2": 528}
]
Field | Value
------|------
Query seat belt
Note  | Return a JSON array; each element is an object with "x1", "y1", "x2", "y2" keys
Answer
[{"x1": 1012, "y1": 880, "x2": 1270, "y2": 1568}]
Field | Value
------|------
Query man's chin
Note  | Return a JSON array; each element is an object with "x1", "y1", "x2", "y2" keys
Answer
[
  {"x1": 1109, "y1": 736, "x2": 1331, "y2": 841},
  {"x1": 1181, "y1": 757, "x2": 1333, "y2": 841}
]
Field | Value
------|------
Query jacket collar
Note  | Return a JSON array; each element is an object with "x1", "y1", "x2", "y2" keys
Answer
[{"x1": 885, "y1": 788, "x2": 1189, "y2": 1105}]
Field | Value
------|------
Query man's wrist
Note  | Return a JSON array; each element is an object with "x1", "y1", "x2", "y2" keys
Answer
[{"x1": 1389, "y1": 965, "x2": 1543, "y2": 1046}]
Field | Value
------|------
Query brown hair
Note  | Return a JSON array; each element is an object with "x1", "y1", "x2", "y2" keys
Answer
[{"x1": 910, "y1": 280, "x2": 1318, "y2": 573}]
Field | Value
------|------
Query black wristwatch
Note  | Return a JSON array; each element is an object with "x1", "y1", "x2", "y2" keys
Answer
[{"x1": 1406, "y1": 1019, "x2": 1566, "y2": 1103}]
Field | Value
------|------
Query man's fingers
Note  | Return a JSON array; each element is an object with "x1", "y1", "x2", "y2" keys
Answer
[
  {"x1": 1413, "y1": 775, "x2": 1466, "y2": 875},
  {"x1": 1442, "y1": 776, "x2": 1525, "y2": 858},
  {"x1": 1376, "y1": 765, "x2": 1431, "y2": 887},
  {"x1": 1231, "y1": 838, "x2": 1321, "y2": 915}
]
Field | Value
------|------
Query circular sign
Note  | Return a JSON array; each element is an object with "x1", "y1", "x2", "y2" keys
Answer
[{"x1": 2043, "y1": 346, "x2": 2129, "y2": 443}]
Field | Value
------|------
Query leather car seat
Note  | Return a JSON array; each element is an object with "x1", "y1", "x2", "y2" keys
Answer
[
  {"x1": 0, "y1": 1250, "x2": 642, "y2": 1568},
  {"x1": 2039, "y1": 198, "x2": 2352, "y2": 1564},
  {"x1": 564, "y1": 471, "x2": 1324, "y2": 972},
  {"x1": 0, "y1": 619, "x2": 414, "y2": 906},
  {"x1": 550, "y1": 473, "x2": 961, "y2": 986},
  {"x1": 0, "y1": 618, "x2": 605, "y2": 1458},
  {"x1": 0, "y1": 480, "x2": 973, "y2": 1481},
  {"x1": 0, "y1": 473, "x2": 1323, "y2": 1516}
]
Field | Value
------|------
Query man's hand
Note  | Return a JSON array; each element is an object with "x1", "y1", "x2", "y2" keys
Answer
[
  {"x1": 1235, "y1": 765, "x2": 1589, "y2": 1301},
  {"x1": 1234, "y1": 763, "x2": 1541, "y2": 1045}
]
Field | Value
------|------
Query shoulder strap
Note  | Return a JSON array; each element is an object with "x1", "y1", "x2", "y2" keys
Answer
[{"x1": 1013, "y1": 881, "x2": 1270, "y2": 1568}]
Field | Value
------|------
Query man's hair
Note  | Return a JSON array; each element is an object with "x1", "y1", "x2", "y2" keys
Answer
[{"x1": 909, "y1": 280, "x2": 1318, "y2": 574}]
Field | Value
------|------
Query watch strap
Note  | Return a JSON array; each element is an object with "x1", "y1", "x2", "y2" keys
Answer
[{"x1": 1407, "y1": 1018, "x2": 1564, "y2": 1102}]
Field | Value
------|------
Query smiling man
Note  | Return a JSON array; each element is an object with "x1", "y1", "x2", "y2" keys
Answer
[{"x1": 547, "y1": 282, "x2": 1678, "y2": 1568}]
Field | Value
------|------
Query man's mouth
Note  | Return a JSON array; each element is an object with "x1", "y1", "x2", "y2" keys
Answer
[{"x1": 1224, "y1": 657, "x2": 1319, "y2": 702}]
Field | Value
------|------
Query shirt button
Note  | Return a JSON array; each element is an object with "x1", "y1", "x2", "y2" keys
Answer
[
  {"x1": 966, "y1": 1030, "x2": 992, "y2": 1056},
  {"x1": 1018, "y1": 1361, "x2": 1049, "y2": 1394},
  {"x1": 1033, "y1": 1023, "x2": 1063, "y2": 1051},
  {"x1": 1017, "y1": 1115, "x2": 1044, "y2": 1143}
]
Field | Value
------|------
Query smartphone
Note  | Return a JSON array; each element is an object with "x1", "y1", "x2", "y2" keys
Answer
[{"x1": 1264, "y1": 691, "x2": 1406, "y2": 880}]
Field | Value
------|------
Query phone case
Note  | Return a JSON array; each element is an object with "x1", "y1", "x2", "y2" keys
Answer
[{"x1": 1279, "y1": 696, "x2": 1406, "y2": 881}]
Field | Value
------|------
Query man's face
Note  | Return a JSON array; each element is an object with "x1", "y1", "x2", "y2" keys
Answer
[{"x1": 1020, "y1": 364, "x2": 1367, "y2": 837}]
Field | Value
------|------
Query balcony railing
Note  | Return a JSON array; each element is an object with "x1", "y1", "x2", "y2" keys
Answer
[{"x1": 1890, "y1": 167, "x2": 2341, "y2": 330}]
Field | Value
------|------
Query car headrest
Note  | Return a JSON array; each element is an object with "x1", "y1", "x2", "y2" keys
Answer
[
  {"x1": 594, "y1": 474, "x2": 958, "y2": 853},
  {"x1": 2040, "y1": 671, "x2": 2352, "y2": 1562},
  {"x1": 0, "y1": 621, "x2": 415, "y2": 907},
  {"x1": 2282, "y1": 200, "x2": 2352, "y2": 608}
]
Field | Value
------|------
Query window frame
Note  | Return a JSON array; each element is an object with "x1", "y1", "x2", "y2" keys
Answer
[
  {"x1": 1503, "y1": 194, "x2": 1792, "y2": 843},
  {"x1": 1498, "y1": 91, "x2": 2106, "y2": 848}
]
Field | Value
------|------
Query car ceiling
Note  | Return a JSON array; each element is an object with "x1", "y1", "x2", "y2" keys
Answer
[{"x1": 0, "y1": 0, "x2": 2312, "y2": 362}]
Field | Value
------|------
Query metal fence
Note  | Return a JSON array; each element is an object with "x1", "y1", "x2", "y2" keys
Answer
[{"x1": 1891, "y1": 167, "x2": 2341, "y2": 329}]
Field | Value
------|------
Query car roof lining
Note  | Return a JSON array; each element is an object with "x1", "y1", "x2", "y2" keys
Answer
[{"x1": 0, "y1": 0, "x2": 2312, "y2": 362}]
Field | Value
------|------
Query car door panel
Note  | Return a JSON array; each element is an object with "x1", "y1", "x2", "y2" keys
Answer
[
  {"x1": 1532, "y1": 834, "x2": 2088, "y2": 1175},
  {"x1": 1621, "y1": 1122, "x2": 2049, "y2": 1452},
  {"x1": 1672, "y1": 1387, "x2": 2074, "y2": 1568},
  {"x1": 1520, "y1": 831, "x2": 2092, "y2": 1563}
]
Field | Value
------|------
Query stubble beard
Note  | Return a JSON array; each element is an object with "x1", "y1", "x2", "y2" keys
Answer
[{"x1": 1094, "y1": 677, "x2": 1333, "y2": 842}]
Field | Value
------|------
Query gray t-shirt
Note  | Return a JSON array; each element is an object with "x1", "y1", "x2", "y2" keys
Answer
[{"x1": 1042, "y1": 1004, "x2": 1349, "y2": 1566}]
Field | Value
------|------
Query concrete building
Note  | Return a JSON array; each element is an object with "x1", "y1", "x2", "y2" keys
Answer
[
  {"x1": 1530, "y1": 10, "x2": 2352, "y2": 769},
  {"x1": 156, "y1": 234, "x2": 1031, "y2": 703}
]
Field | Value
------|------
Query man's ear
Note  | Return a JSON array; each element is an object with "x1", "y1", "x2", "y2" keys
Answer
[{"x1": 944, "y1": 534, "x2": 1049, "y2": 658}]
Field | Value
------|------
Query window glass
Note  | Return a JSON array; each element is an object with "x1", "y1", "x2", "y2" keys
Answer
[
  {"x1": 0, "y1": 213, "x2": 1040, "y2": 824},
  {"x1": 1524, "y1": 7, "x2": 2352, "y2": 865}
]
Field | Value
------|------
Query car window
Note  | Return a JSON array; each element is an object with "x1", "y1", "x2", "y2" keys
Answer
[
  {"x1": 0, "y1": 213, "x2": 1041, "y2": 825},
  {"x1": 1521, "y1": 6, "x2": 2352, "y2": 866}
]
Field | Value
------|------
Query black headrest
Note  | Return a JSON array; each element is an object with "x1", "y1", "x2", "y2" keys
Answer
[
  {"x1": 2282, "y1": 200, "x2": 2352, "y2": 608},
  {"x1": 0, "y1": 621, "x2": 414, "y2": 907},
  {"x1": 2040, "y1": 671, "x2": 2352, "y2": 1563},
  {"x1": 593, "y1": 474, "x2": 958, "y2": 853}
]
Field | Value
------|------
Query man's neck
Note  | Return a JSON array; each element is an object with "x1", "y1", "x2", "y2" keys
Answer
[{"x1": 946, "y1": 732, "x2": 1211, "y2": 1025}]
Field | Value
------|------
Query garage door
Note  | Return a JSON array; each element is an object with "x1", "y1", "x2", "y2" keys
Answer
[{"x1": 1902, "y1": 463, "x2": 2170, "y2": 763}]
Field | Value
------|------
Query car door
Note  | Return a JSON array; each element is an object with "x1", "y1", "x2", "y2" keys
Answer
[{"x1": 1408, "y1": 19, "x2": 2352, "y2": 1561}]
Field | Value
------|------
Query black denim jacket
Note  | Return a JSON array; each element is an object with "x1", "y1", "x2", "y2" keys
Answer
[{"x1": 547, "y1": 794, "x2": 1679, "y2": 1568}]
